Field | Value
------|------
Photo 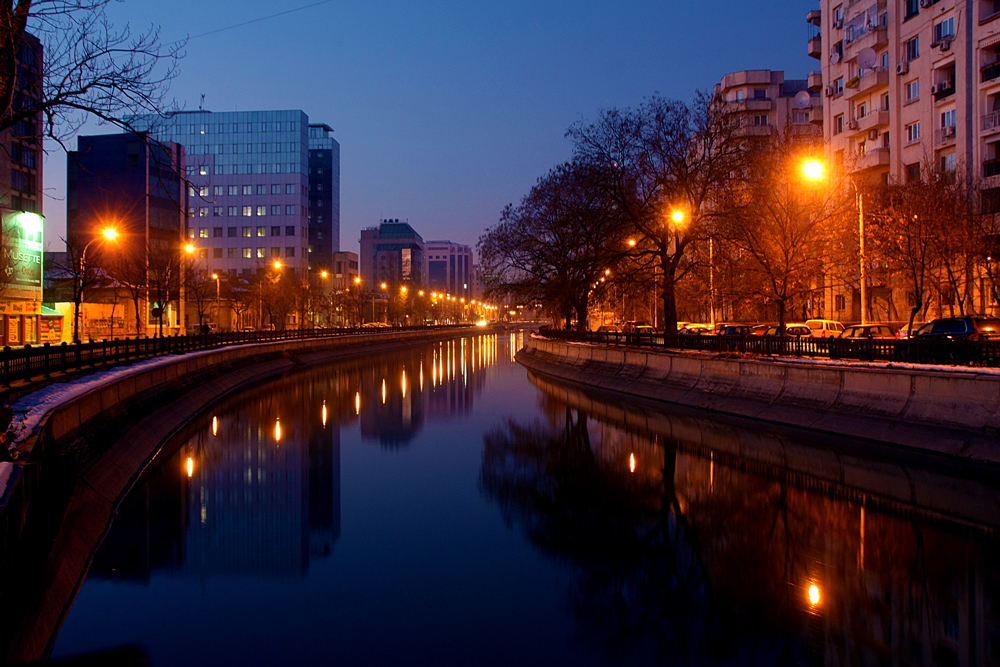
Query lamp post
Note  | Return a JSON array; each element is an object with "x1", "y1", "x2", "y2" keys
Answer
[
  {"x1": 75, "y1": 227, "x2": 118, "y2": 343},
  {"x1": 802, "y1": 160, "x2": 867, "y2": 324},
  {"x1": 211, "y1": 272, "x2": 220, "y2": 329}
]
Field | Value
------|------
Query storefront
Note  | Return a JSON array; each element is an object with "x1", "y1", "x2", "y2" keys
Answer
[{"x1": 0, "y1": 210, "x2": 44, "y2": 347}]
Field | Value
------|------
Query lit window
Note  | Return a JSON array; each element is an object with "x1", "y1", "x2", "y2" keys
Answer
[
  {"x1": 242, "y1": 227, "x2": 251, "y2": 237},
  {"x1": 256, "y1": 226, "x2": 265, "y2": 237},
  {"x1": 199, "y1": 227, "x2": 208, "y2": 238},
  {"x1": 243, "y1": 248, "x2": 251, "y2": 258},
  {"x1": 199, "y1": 166, "x2": 209, "y2": 176},
  {"x1": 199, "y1": 207, "x2": 209, "y2": 217},
  {"x1": 256, "y1": 248, "x2": 265, "y2": 258},
  {"x1": 242, "y1": 206, "x2": 252, "y2": 217},
  {"x1": 213, "y1": 207, "x2": 223, "y2": 217},
  {"x1": 242, "y1": 185, "x2": 252, "y2": 195}
]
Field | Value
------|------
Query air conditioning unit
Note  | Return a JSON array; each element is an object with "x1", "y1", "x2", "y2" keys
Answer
[
  {"x1": 940, "y1": 39, "x2": 952, "y2": 52},
  {"x1": 931, "y1": 83, "x2": 941, "y2": 95},
  {"x1": 825, "y1": 85, "x2": 835, "y2": 97},
  {"x1": 848, "y1": 119, "x2": 860, "y2": 130},
  {"x1": 868, "y1": 130, "x2": 880, "y2": 140},
  {"x1": 897, "y1": 62, "x2": 909, "y2": 75},
  {"x1": 833, "y1": 18, "x2": 844, "y2": 29},
  {"x1": 920, "y1": 0, "x2": 931, "y2": 7},
  {"x1": 944, "y1": 125, "x2": 956, "y2": 137}
]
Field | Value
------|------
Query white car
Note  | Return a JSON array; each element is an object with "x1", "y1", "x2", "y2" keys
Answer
[{"x1": 805, "y1": 319, "x2": 845, "y2": 338}]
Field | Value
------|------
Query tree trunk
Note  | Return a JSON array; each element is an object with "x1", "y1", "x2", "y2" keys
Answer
[{"x1": 660, "y1": 252, "x2": 678, "y2": 334}]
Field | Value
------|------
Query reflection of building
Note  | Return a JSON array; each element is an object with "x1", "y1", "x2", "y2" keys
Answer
[
  {"x1": 67, "y1": 133, "x2": 187, "y2": 337},
  {"x1": 358, "y1": 359, "x2": 426, "y2": 448},
  {"x1": 307, "y1": 123, "x2": 341, "y2": 272},
  {"x1": 359, "y1": 219, "x2": 426, "y2": 288},
  {"x1": 426, "y1": 241, "x2": 472, "y2": 299}
]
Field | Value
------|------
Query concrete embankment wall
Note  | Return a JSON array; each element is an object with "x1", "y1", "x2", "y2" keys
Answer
[
  {"x1": 518, "y1": 335, "x2": 1000, "y2": 461},
  {"x1": 0, "y1": 327, "x2": 477, "y2": 664}
]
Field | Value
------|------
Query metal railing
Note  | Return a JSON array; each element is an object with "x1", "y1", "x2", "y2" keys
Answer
[
  {"x1": 539, "y1": 328, "x2": 1000, "y2": 368},
  {"x1": 0, "y1": 325, "x2": 476, "y2": 387}
]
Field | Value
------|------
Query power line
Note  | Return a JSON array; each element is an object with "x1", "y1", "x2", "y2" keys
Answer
[{"x1": 182, "y1": 0, "x2": 336, "y2": 42}]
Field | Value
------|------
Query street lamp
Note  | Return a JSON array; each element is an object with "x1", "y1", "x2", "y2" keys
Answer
[
  {"x1": 76, "y1": 227, "x2": 118, "y2": 343},
  {"x1": 803, "y1": 160, "x2": 867, "y2": 324},
  {"x1": 211, "y1": 272, "x2": 220, "y2": 328}
]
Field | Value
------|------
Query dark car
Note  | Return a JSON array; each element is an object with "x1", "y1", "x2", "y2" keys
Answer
[
  {"x1": 913, "y1": 317, "x2": 1000, "y2": 341},
  {"x1": 717, "y1": 325, "x2": 752, "y2": 336},
  {"x1": 762, "y1": 324, "x2": 812, "y2": 337}
]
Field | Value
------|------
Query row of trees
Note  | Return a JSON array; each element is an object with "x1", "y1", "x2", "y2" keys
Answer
[{"x1": 480, "y1": 93, "x2": 1000, "y2": 334}]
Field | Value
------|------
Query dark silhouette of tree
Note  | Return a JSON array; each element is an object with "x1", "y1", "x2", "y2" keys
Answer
[{"x1": 569, "y1": 93, "x2": 746, "y2": 333}]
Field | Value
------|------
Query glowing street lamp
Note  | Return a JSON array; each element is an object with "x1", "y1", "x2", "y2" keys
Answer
[
  {"x1": 671, "y1": 210, "x2": 685, "y2": 225},
  {"x1": 76, "y1": 226, "x2": 119, "y2": 343}
]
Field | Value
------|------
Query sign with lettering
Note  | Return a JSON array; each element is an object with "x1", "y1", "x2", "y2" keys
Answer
[
  {"x1": 2, "y1": 210, "x2": 43, "y2": 291},
  {"x1": 0, "y1": 301, "x2": 41, "y2": 315}
]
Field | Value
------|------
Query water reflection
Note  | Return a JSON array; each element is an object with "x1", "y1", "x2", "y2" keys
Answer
[
  {"x1": 89, "y1": 334, "x2": 512, "y2": 583},
  {"x1": 481, "y1": 371, "x2": 1000, "y2": 666}
]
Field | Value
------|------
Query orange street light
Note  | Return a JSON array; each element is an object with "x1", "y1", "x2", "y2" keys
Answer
[
  {"x1": 671, "y1": 210, "x2": 685, "y2": 224},
  {"x1": 274, "y1": 260, "x2": 282, "y2": 270},
  {"x1": 103, "y1": 228, "x2": 118, "y2": 240},
  {"x1": 185, "y1": 243, "x2": 195, "y2": 253},
  {"x1": 803, "y1": 159, "x2": 825, "y2": 181},
  {"x1": 320, "y1": 270, "x2": 328, "y2": 278},
  {"x1": 418, "y1": 290, "x2": 424, "y2": 296},
  {"x1": 401, "y1": 286, "x2": 408, "y2": 294},
  {"x1": 628, "y1": 239, "x2": 636, "y2": 247},
  {"x1": 354, "y1": 276, "x2": 361, "y2": 284}
]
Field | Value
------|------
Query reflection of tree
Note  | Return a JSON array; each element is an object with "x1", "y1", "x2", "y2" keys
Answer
[{"x1": 480, "y1": 409, "x2": 711, "y2": 664}]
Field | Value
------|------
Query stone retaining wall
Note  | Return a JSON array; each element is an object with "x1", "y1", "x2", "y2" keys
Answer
[{"x1": 519, "y1": 335, "x2": 1000, "y2": 461}]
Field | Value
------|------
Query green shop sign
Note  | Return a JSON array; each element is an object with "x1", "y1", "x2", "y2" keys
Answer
[{"x1": 2, "y1": 210, "x2": 43, "y2": 290}]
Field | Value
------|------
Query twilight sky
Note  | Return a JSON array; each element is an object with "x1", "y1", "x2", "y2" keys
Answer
[{"x1": 41, "y1": 0, "x2": 816, "y2": 255}]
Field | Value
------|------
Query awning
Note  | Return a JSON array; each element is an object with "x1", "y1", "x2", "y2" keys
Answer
[
  {"x1": 981, "y1": 33, "x2": 1000, "y2": 50},
  {"x1": 40, "y1": 306, "x2": 62, "y2": 317}
]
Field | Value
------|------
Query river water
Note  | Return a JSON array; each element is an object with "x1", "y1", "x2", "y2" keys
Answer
[{"x1": 49, "y1": 331, "x2": 1000, "y2": 666}]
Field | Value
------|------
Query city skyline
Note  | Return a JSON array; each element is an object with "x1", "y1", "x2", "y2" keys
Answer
[{"x1": 39, "y1": 0, "x2": 815, "y2": 253}]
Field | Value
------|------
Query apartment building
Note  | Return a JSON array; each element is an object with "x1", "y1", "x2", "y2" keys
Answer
[
  {"x1": 713, "y1": 69, "x2": 823, "y2": 142},
  {"x1": 359, "y1": 219, "x2": 427, "y2": 288},
  {"x1": 426, "y1": 240, "x2": 473, "y2": 299},
  {"x1": 308, "y1": 123, "x2": 341, "y2": 271},
  {"x1": 809, "y1": 0, "x2": 992, "y2": 182}
]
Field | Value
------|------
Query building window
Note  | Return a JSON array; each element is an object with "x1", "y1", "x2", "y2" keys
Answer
[
  {"x1": 260, "y1": 143, "x2": 268, "y2": 153},
  {"x1": 905, "y1": 36, "x2": 919, "y2": 61},
  {"x1": 228, "y1": 185, "x2": 238, "y2": 196},
  {"x1": 199, "y1": 207, "x2": 209, "y2": 217},
  {"x1": 271, "y1": 184, "x2": 281, "y2": 194},
  {"x1": 256, "y1": 226, "x2": 266, "y2": 237},
  {"x1": 286, "y1": 184, "x2": 295, "y2": 194},
  {"x1": 270, "y1": 247, "x2": 279, "y2": 258},
  {"x1": 256, "y1": 248, "x2": 265, "y2": 258},
  {"x1": 271, "y1": 205, "x2": 281, "y2": 215},
  {"x1": 199, "y1": 227, "x2": 209, "y2": 238},
  {"x1": 228, "y1": 206, "x2": 238, "y2": 216},
  {"x1": 835, "y1": 294, "x2": 846, "y2": 311},
  {"x1": 286, "y1": 226, "x2": 295, "y2": 236},
  {"x1": 941, "y1": 153, "x2": 956, "y2": 172},
  {"x1": 934, "y1": 17, "x2": 954, "y2": 43},
  {"x1": 213, "y1": 206, "x2": 223, "y2": 217},
  {"x1": 906, "y1": 121, "x2": 920, "y2": 143},
  {"x1": 187, "y1": 228, "x2": 195, "y2": 239},
  {"x1": 271, "y1": 226, "x2": 281, "y2": 236},
  {"x1": 905, "y1": 79, "x2": 920, "y2": 102},
  {"x1": 242, "y1": 185, "x2": 252, "y2": 195},
  {"x1": 228, "y1": 227, "x2": 237, "y2": 237},
  {"x1": 227, "y1": 248, "x2": 237, "y2": 258},
  {"x1": 198, "y1": 186, "x2": 209, "y2": 197},
  {"x1": 246, "y1": 144, "x2": 253, "y2": 153},
  {"x1": 256, "y1": 205, "x2": 266, "y2": 216},
  {"x1": 941, "y1": 109, "x2": 956, "y2": 128},
  {"x1": 905, "y1": 0, "x2": 919, "y2": 19},
  {"x1": 199, "y1": 166, "x2": 208, "y2": 176},
  {"x1": 242, "y1": 227, "x2": 251, "y2": 237},
  {"x1": 213, "y1": 227, "x2": 223, "y2": 237},
  {"x1": 213, "y1": 248, "x2": 223, "y2": 259},
  {"x1": 199, "y1": 249, "x2": 208, "y2": 259},
  {"x1": 187, "y1": 207, "x2": 196, "y2": 218},
  {"x1": 285, "y1": 247, "x2": 295, "y2": 257},
  {"x1": 881, "y1": 93, "x2": 889, "y2": 111},
  {"x1": 906, "y1": 162, "x2": 921, "y2": 182},
  {"x1": 243, "y1": 248, "x2": 252, "y2": 258},
  {"x1": 285, "y1": 205, "x2": 295, "y2": 215},
  {"x1": 257, "y1": 184, "x2": 267, "y2": 195},
  {"x1": 213, "y1": 186, "x2": 223, "y2": 196},
  {"x1": 835, "y1": 77, "x2": 844, "y2": 95},
  {"x1": 835, "y1": 114, "x2": 844, "y2": 134},
  {"x1": 753, "y1": 115, "x2": 768, "y2": 126},
  {"x1": 242, "y1": 206, "x2": 252, "y2": 216}
]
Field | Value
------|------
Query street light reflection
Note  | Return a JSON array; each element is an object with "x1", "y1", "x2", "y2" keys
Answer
[
  {"x1": 186, "y1": 456, "x2": 194, "y2": 478},
  {"x1": 355, "y1": 391, "x2": 360, "y2": 415},
  {"x1": 808, "y1": 583, "x2": 821, "y2": 607},
  {"x1": 212, "y1": 415, "x2": 218, "y2": 437},
  {"x1": 274, "y1": 417, "x2": 282, "y2": 442},
  {"x1": 629, "y1": 453, "x2": 636, "y2": 473},
  {"x1": 321, "y1": 400, "x2": 327, "y2": 427}
]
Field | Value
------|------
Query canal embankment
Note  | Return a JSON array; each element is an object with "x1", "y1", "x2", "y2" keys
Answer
[
  {"x1": 0, "y1": 326, "x2": 484, "y2": 664},
  {"x1": 517, "y1": 334, "x2": 1000, "y2": 462}
]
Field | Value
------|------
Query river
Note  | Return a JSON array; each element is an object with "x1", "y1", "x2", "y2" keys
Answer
[{"x1": 48, "y1": 331, "x2": 1000, "y2": 666}]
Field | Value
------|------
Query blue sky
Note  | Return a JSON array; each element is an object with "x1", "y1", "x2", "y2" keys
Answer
[{"x1": 42, "y1": 0, "x2": 816, "y2": 253}]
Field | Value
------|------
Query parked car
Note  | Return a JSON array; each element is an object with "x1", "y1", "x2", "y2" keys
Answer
[
  {"x1": 895, "y1": 322, "x2": 926, "y2": 339},
  {"x1": 679, "y1": 324, "x2": 715, "y2": 335},
  {"x1": 621, "y1": 320, "x2": 652, "y2": 333},
  {"x1": 632, "y1": 325, "x2": 656, "y2": 335},
  {"x1": 839, "y1": 324, "x2": 896, "y2": 339},
  {"x1": 752, "y1": 323, "x2": 774, "y2": 336},
  {"x1": 805, "y1": 319, "x2": 846, "y2": 338},
  {"x1": 595, "y1": 324, "x2": 620, "y2": 333},
  {"x1": 912, "y1": 317, "x2": 1000, "y2": 341},
  {"x1": 717, "y1": 324, "x2": 753, "y2": 336},
  {"x1": 761, "y1": 324, "x2": 813, "y2": 337}
]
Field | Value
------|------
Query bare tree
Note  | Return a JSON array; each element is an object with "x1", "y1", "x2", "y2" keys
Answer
[
  {"x1": 109, "y1": 242, "x2": 146, "y2": 337},
  {"x1": 183, "y1": 259, "x2": 214, "y2": 331},
  {"x1": 0, "y1": 1, "x2": 184, "y2": 150},
  {"x1": 569, "y1": 93, "x2": 746, "y2": 333},
  {"x1": 146, "y1": 240, "x2": 179, "y2": 336}
]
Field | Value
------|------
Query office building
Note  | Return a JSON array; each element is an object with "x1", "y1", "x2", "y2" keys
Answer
[
  {"x1": 132, "y1": 110, "x2": 338, "y2": 279},
  {"x1": 67, "y1": 133, "x2": 187, "y2": 336},
  {"x1": 426, "y1": 241, "x2": 473, "y2": 299},
  {"x1": 359, "y1": 219, "x2": 427, "y2": 288},
  {"x1": 308, "y1": 123, "x2": 341, "y2": 271}
]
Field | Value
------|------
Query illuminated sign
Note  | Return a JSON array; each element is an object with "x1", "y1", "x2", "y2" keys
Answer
[{"x1": 2, "y1": 210, "x2": 44, "y2": 291}]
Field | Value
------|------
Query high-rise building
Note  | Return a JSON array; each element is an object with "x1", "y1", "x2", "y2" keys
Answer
[
  {"x1": 808, "y1": 0, "x2": 971, "y2": 184},
  {"x1": 67, "y1": 133, "x2": 187, "y2": 336},
  {"x1": 425, "y1": 241, "x2": 473, "y2": 299},
  {"x1": 713, "y1": 70, "x2": 823, "y2": 143},
  {"x1": 308, "y1": 123, "x2": 341, "y2": 272},
  {"x1": 132, "y1": 110, "x2": 338, "y2": 279},
  {"x1": 0, "y1": 32, "x2": 42, "y2": 216},
  {"x1": 359, "y1": 219, "x2": 427, "y2": 288}
]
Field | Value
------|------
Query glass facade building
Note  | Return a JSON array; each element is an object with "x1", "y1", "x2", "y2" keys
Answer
[{"x1": 308, "y1": 124, "x2": 341, "y2": 271}]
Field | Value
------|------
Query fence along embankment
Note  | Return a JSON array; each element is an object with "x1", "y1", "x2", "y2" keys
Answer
[{"x1": 517, "y1": 334, "x2": 1000, "y2": 462}]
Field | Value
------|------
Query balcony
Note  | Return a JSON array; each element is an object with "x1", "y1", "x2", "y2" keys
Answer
[
  {"x1": 857, "y1": 109, "x2": 889, "y2": 132},
  {"x1": 724, "y1": 98, "x2": 773, "y2": 113},
  {"x1": 848, "y1": 70, "x2": 889, "y2": 99},
  {"x1": 935, "y1": 126, "x2": 957, "y2": 146},
  {"x1": 734, "y1": 125, "x2": 777, "y2": 138},
  {"x1": 808, "y1": 36, "x2": 822, "y2": 59},
  {"x1": 807, "y1": 9, "x2": 821, "y2": 26},
  {"x1": 983, "y1": 110, "x2": 1000, "y2": 135},
  {"x1": 845, "y1": 26, "x2": 888, "y2": 61},
  {"x1": 933, "y1": 81, "x2": 957, "y2": 102},
  {"x1": 985, "y1": 159, "x2": 1000, "y2": 178},
  {"x1": 791, "y1": 123, "x2": 822, "y2": 139},
  {"x1": 851, "y1": 147, "x2": 891, "y2": 172},
  {"x1": 808, "y1": 70, "x2": 823, "y2": 91},
  {"x1": 982, "y1": 61, "x2": 1000, "y2": 85}
]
